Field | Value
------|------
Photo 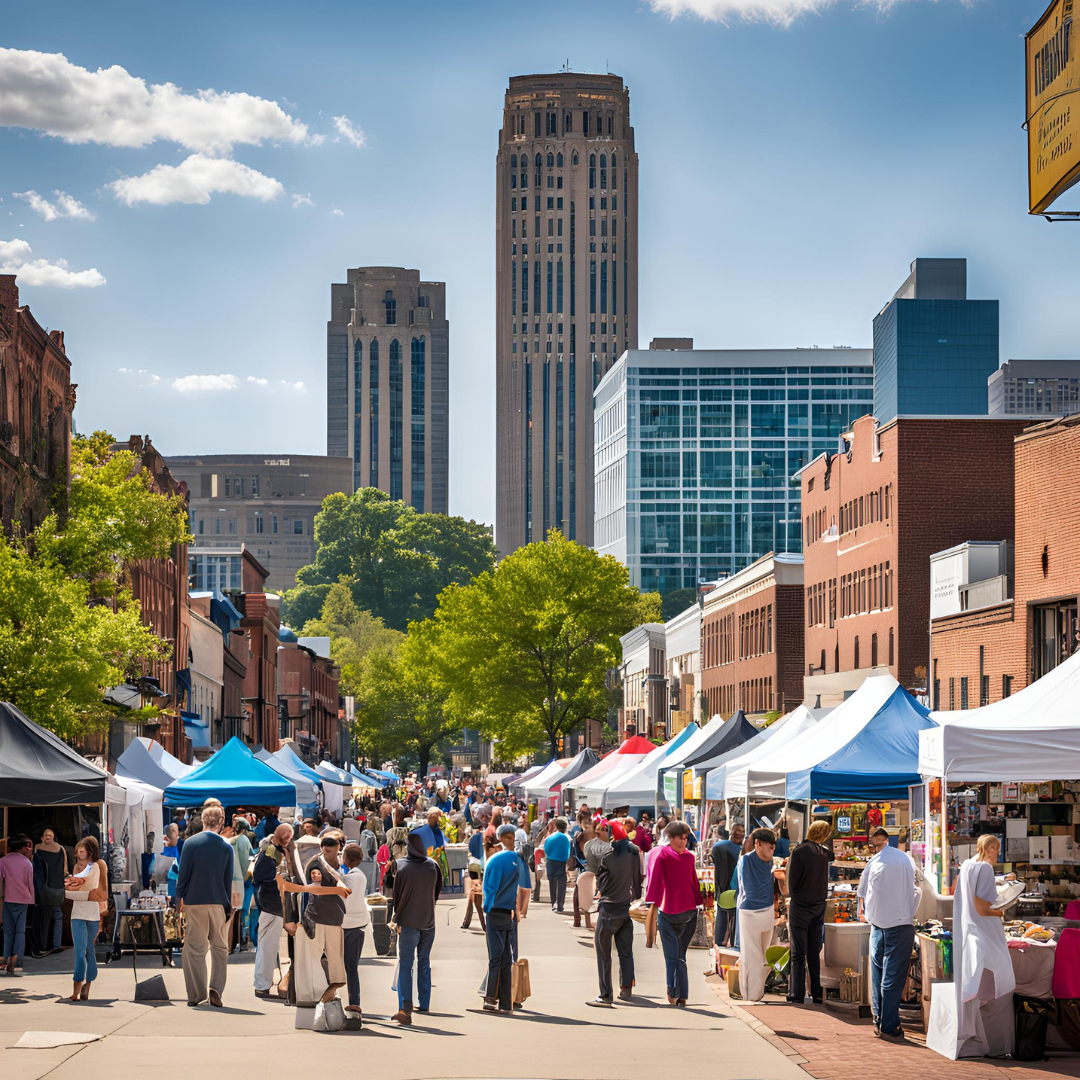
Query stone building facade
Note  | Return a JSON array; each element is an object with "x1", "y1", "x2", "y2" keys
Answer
[
  {"x1": 0, "y1": 276, "x2": 75, "y2": 533},
  {"x1": 495, "y1": 72, "x2": 639, "y2": 554},
  {"x1": 700, "y1": 553, "x2": 804, "y2": 720},
  {"x1": 326, "y1": 267, "x2": 449, "y2": 513}
]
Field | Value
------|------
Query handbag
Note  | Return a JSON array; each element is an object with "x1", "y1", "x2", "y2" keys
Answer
[
  {"x1": 512, "y1": 958, "x2": 531, "y2": 1004},
  {"x1": 40, "y1": 885, "x2": 65, "y2": 906}
]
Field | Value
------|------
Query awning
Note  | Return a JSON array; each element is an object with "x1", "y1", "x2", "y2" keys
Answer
[
  {"x1": 0, "y1": 701, "x2": 108, "y2": 807},
  {"x1": 163, "y1": 737, "x2": 297, "y2": 806}
]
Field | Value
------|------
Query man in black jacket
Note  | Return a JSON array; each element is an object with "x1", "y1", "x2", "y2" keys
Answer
[
  {"x1": 587, "y1": 821, "x2": 641, "y2": 1008},
  {"x1": 391, "y1": 832, "x2": 442, "y2": 1025}
]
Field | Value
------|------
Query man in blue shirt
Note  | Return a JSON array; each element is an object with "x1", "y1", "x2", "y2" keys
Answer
[
  {"x1": 482, "y1": 824, "x2": 531, "y2": 1013},
  {"x1": 413, "y1": 808, "x2": 446, "y2": 857},
  {"x1": 735, "y1": 828, "x2": 777, "y2": 1004},
  {"x1": 543, "y1": 817, "x2": 573, "y2": 913}
]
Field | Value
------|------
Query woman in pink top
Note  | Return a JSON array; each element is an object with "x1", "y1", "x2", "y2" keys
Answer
[{"x1": 644, "y1": 821, "x2": 702, "y2": 1006}]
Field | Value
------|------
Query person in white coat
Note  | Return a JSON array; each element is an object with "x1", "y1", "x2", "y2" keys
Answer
[{"x1": 953, "y1": 834, "x2": 1016, "y2": 1057}]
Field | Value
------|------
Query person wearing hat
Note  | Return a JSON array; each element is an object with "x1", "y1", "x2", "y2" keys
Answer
[
  {"x1": 481, "y1": 823, "x2": 532, "y2": 1013},
  {"x1": 588, "y1": 820, "x2": 642, "y2": 1007}
]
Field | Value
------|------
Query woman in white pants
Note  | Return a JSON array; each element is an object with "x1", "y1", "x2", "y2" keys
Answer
[{"x1": 735, "y1": 828, "x2": 778, "y2": 1003}]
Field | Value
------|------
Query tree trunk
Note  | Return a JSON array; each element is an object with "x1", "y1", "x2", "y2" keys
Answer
[
  {"x1": 417, "y1": 743, "x2": 432, "y2": 778},
  {"x1": 549, "y1": 733, "x2": 560, "y2": 759}
]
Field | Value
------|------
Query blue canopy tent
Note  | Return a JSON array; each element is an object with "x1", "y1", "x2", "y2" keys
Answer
[
  {"x1": 315, "y1": 760, "x2": 355, "y2": 786},
  {"x1": 163, "y1": 737, "x2": 296, "y2": 806},
  {"x1": 346, "y1": 763, "x2": 390, "y2": 787},
  {"x1": 785, "y1": 685, "x2": 935, "y2": 801},
  {"x1": 254, "y1": 748, "x2": 321, "y2": 807},
  {"x1": 369, "y1": 769, "x2": 399, "y2": 784}
]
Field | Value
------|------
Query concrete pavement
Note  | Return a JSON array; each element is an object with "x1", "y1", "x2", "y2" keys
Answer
[{"x1": 0, "y1": 895, "x2": 804, "y2": 1080}]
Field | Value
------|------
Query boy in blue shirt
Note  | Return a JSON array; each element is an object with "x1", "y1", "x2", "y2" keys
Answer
[
  {"x1": 543, "y1": 818, "x2": 572, "y2": 913},
  {"x1": 482, "y1": 824, "x2": 532, "y2": 1012}
]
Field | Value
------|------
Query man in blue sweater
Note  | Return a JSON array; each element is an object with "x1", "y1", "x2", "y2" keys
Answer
[
  {"x1": 482, "y1": 824, "x2": 532, "y2": 1013},
  {"x1": 176, "y1": 805, "x2": 236, "y2": 1007}
]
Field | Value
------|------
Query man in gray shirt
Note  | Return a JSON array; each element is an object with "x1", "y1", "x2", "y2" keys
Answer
[{"x1": 584, "y1": 821, "x2": 612, "y2": 874}]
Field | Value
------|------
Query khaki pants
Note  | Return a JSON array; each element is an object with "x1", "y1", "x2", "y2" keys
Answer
[
  {"x1": 182, "y1": 904, "x2": 229, "y2": 1004},
  {"x1": 737, "y1": 905, "x2": 775, "y2": 1002},
  {"x1": 293, "y1": 923, "x2": 346, "y2": 1006}
]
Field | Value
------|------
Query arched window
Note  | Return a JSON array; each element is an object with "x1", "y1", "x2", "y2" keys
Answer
[
  {"x1": 534, "y1": 152, "x2": 542, "y2": 168},
  {"x1": 369, "y1": 339, "x2": 380, "y2": 485},
  {"x1": 599, "y1": 154, "x2": 607, "y2": 168},
  {"x1": 572, "y1": 151, "x2": 579, "y2": 166},
  {"x1": 589, "y1": 153, "x2": 596, "y2": 189},
  {"x1": 854, "y1": 636, "x2": 860, "y2": 670},
  {"x1": 511, "y1": 154, "x2": 517, "y2": 169},
  {"x1": 556, "y1": 152, "x2": 563, "y2": 168},
  {"x1": 546, "y1": 152, "x2": 554, "y2": 168},
  {"x1": 611, "y1": 153, "x2": 618, "y2": 168},
  {"x1": 389, "y1": 339, "x2": 403, "y2": 500}
]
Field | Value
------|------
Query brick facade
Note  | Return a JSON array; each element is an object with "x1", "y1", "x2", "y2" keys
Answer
[
  {"x1": 700, "y1": 553, "x2": 803, "y2": 720},
  {"x1": 0, "y1": 276, "x2": 74, "y2": 533},
  {"x1": 930, "y1": 413, "x2": 1080, "y2": 706},
  {"x1": 802, "y1": 414, "x2": 1027, "y2": 706}
]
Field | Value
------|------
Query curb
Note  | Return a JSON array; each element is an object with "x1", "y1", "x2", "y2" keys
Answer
[{"x1": 703, "y1": 972, "x2": 810, "y2": 1070}]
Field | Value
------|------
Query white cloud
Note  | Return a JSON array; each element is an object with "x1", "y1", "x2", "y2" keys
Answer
[
  {"x1": 246, "y1": 375, "x2": 269, "y2": 385},
  {"x1": 109, "y1": 154, "x2": 283, "y2": 206},
  {"x1": 331, "y1": 208, "x2": 345, "y2": 216},
  {"x1": 281, "y1": 379, "x2": 306, "y2": 392},
  {"x1": 332, "y1": 115, "x2": 366, "y2": 148},
  {"x1": 13, "y1": 189, "x2": 95, "y2": 221},
  {"x1": 648, "y1": 0, "x2": 961, "y2": 25},
  {"x1": 0, "y1": 237, "x2": 105, "y2": 287},
  {"x1": 291, "y1": 192, "x2": 314, "y2": 208},
  {"x1": 171, "y1": 373, "x2": 240, "y2": 392},
  {"x1": 0, "y1": 47, "x2": 312, "y2": 153}
]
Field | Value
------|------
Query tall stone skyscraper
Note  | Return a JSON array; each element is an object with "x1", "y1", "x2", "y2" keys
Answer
[
  {"x1": 327, "y1": 266, "x2": 449, "y2": 513},
  {"x1": 495, "y1": 73, "x2": 638, "y2": 554}
]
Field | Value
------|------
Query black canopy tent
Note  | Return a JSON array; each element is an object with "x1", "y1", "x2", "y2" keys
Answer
[{"x1": 0, "y1": 701, "x2": 109, "y2": 845}]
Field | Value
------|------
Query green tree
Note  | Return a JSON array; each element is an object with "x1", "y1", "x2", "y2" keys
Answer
[
  {"x1": 282, "y1": 488, "x2": 496, "y2": 632},
  {"x1": 356, "y1": 619, "x2": 460, "y2": 777},
  {"x1": 0, "y1": 533, "x2": 168, "y2": 737},
  {"x1": 299, "y1": 581, "x2": 404, "y2": 697},
  {"x1": 33, "y1": 431, "x2": 191, "y2": 597},
  {"x1": 661, "y1": 587, "x2": 697, "y2": 621},
  {"x1": 434, "y1": 530, "x2": 656, "y2": 759}
]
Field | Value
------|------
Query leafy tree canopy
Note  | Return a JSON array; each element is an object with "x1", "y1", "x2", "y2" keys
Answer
[
  {"x1": 282, "y1": 488, "x2": 496, "y2": 632},
  {"x1": 355, "y1": 618, "x2": 460, "y2": 777},
  {"x1": 433, "y1": 531, "x2": 659, "y2": 759},
  {"x1": 34, "y1": 431, "x2": 191, "y2": 597},
  {"x1": 299, "y1": 582, "x2": 404, "y2": 697},
  {"x1": 0, "y1": 534, "x2": 168, "y2": 737}
]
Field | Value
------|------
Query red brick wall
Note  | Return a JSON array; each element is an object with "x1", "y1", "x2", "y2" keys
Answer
[
  {"x1": 701, "y1": 577, "x2": 803, "y2": 717},
  {"x1": 803, "y1": 415, "x2": 1026, "y2": 695},
  {"x1": 930, "y1": 601, "x2": 1018, "y2": 709}
]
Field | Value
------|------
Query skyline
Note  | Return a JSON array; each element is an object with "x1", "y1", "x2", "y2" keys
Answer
[{"x1": 0, "y1": 0, "x2": 1073, "y2": 529}]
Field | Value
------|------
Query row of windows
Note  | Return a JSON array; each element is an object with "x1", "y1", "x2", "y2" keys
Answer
[
  {"x1": 511, "y1": 107, "x2": 617, "y2": 139},
  {"x1": 807, "y1": 578, "x2": 836, "y2": 629},
  {"x1": 510, "y1": 195, "x2": 618, "y2": 213},
  {"x1": 739, "y1": 604, "x2": 774, "y2": 661},
  {"x1": 740, "y1": 677, "x2": 774, "y2": 714},
  {"x1": 522, "y1": 356, "x2": 577, "y2": 541},
  {"x1": 804, "y1": 507, "x2": 832, "y2": 547},
  {"x1": 702, "y1": 612, "x2": 736, "y2": 669},
  {"x1": 193, "y1": 514, "x2": 305, "y2": 536},
  {"x1": 839, "y1": 484, "x2": 892, "y2": 535},
  {"x1": 839, "y1": 561, "x2": 893, "y2": 618}
]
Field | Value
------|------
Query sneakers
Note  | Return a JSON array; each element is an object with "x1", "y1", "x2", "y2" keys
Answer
[
  {"x1": 586, "y1": 997, "x2": 614, "y2": 1008},
  {"x1": 483, "y1": 999, "x2": 499, "y2": 1013}
]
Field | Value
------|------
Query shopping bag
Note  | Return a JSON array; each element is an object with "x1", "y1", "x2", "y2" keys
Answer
[
  {"x1": 645, "y1": 903, "x2": 657, "y2": 949},
  {"x1": 512, "y1": 958, "x2": 531, "y2": 1004},
  {"x1": 391, "y1": 959, "x2": 399, "y2": 993},
  {"x1": 314, "y1": 998, "x2": 346, "y2": 1032},
  {"x1": 1015, "y1": 995, "x2": 1051, "y2": 1061}
]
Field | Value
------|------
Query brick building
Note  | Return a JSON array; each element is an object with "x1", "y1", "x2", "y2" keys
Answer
[
  {"x1": 700, "y1": 552, "x2": 804, "y2": 720},
  {"x1": 0, "y1": 276, "x2": 75, "y2": 532},
  {"x1": 801, "y1": 414, "x2": 1028, "y2": 706},
  {"x1": 235, "y1": 550, "x2": 280, "y2": 750},
  {"x1": 931, "y1": 414, "x2": 1080, "y2": 707},
  {"x1": 189, "y1": 589, "x2": 249, "y2": 749},
  {"x1": 113, "y1": 436, "x2": 192, "y2": 760},
  {"x1": 619, "y1": 623, "x2": 666, "y2": 739},
  {"x1": 277, "y1": 634, "x2": 342, "y2": 763}
]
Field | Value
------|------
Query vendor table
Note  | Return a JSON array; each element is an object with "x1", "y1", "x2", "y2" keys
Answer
[
  {"x1": 110, "y1": 907, "x2": 171, "y2": 969},
  {"x1": 821, "y1": 922, "x2": 871, "y2": 1007}
]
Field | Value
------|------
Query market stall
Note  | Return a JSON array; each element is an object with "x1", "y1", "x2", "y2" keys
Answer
[
  {"x1": 600, "y1": 724, "x2": 699, "y2": 812},
  {"x1": 567, "y1": 736, "x2": 658, "y2": 809},
  {"x1": 115, "y1": 736, "x2": 192, "y2": 791},
  {"x1": 163, "y1": 736, "x2": 297, "y2": 807},
  {"x1": 254, "y1": 748, "x2": 322, "y2": 809},
  {"x1": 536, "y1": 748, "x2": 601, "y2": 811}
]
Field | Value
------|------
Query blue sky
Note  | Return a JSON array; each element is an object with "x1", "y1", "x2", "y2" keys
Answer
[{"x1": 0, "y1": 0, "x2": 1069, "y2": 526}]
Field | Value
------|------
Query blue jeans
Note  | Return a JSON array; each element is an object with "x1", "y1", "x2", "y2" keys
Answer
[
  {"x1": 72, "y1": 919, "x2": 99, "y2": 984},
  {"x1": 657, "y1": 909, "x2": 697, "y2": 1000},
  {"x1": 2, "y1": 902, "x2": 28, "y2": 965},
  {"x1": 397, "y1": 926, "x2": 435, "y2": 1011},
  {"x1": 869, "y1": 923, "x2": 916, "y2": 1034},
  {"x1": 242, "y1": 882, "x2": 254, "y2": 941},
  {"x1": 484, "y1": 910, "x2": 515, "y2": 1009}
]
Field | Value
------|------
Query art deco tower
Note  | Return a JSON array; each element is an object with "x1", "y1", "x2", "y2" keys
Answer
[{"x1": 495, "y1": 73, "x2": 638, "y2": 554}]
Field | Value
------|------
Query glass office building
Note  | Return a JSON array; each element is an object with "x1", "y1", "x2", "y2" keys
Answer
[
  {"x1": 594, "y1": 348, "x2": 874, "y2": 595},
  {"x1": 872, "y1": 258, "x2": 998, "y2": 423}
]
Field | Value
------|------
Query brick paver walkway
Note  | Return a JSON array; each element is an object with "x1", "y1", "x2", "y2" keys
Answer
[{"x1": 709, "y1": 979, "x2": 1080, "y2": 1080}]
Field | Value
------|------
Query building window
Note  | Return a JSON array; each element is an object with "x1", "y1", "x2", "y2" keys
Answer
[
  {"x1": 389, "y1": 339, "x2": 403, "y2": 500},
  {"x1": 215, "y1": 517, "x2": 221, "y2": 535},
  {"x1": 383, "y1": 290, "x2": 396, "y2": 325},
  {"x1": 252, "y1": 475, "x2": 259, "y2": 496},
  {"x1": 228, "y1": 518, "x2": 236, "y2": 534},
  {"x1": 198, "y1": 519, "x2": 204, "y2": 535},
  {"x1": 272, "y1": 513, "x2": 278, "y2": 534},
  {"x1": 255, "y1": 514, "x2": 263, "y2": 534},
  {"x1": 293, "y1": 518, "x2": 304, "y2": 535},
  {"x1": 854, "y1": 636, "x2": 860, "y2": 670},
  {"x1": 871, "y1": 633, "x2": 878, "y2": 668},
  {"x1": 949, "y1": 677, "x2": 956, "y2": 710},
  {"x1": 369, "y1": 339, "x2": 380, "y2": 486},
  {"x1": 1002, "y1": 674, "x2": 1012, "y2": 698},
  {"x1": 224, "y1": 477, "x2": 230, "y2": 497},
  {"x1": 960, "y1": 676, "x2": 969, "y2": 710},
  {"x1": 888, "y1": 626, "x2": 894, "y2": 667},
  {"x1": 411, "y1": 336, "x2": 426, "y2": 510}
]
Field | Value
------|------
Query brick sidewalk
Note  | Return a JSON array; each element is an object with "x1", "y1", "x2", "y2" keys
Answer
[{"x1": 707, "y1": 978, "x2": 1080, "y2": 1080}]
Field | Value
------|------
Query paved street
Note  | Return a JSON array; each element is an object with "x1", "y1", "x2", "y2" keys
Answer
[{"x1": 0, "y1": 896, "x2": 802, "y2": 1080}]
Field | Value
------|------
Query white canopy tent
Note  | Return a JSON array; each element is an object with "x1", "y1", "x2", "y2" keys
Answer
[
  {"x1": 522, "y1": 758, "x2": 572, "y2": 798},
  {"x1": 568, "y1": 736, "x2": 658, "y2": 808},
  {"x1": 107, "y1": 773, "x2": 165, "y2": 881},
  {"x1": 599, "y1": 724, "x2": 700, "y2": 809},
  {"x1": 699, "y1": 705, "x2": 829, "y2": 795},
  {"x1": 725, "y1": 675, "x2": 904, "y2": 800},
  {"x1": 919, "y1": 648, "x2": 1080, "y2": 781}
]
